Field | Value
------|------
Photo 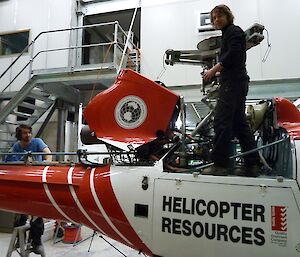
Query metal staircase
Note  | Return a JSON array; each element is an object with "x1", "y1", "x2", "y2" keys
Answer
[
  {"x1": 127, "y1": 49, "x2": 140, "y2": 73},
  {"x1": 0, "y1": 81, "x2": 56, "y2": 152},
  {"x1": 0, "y1": 21, "x2": 140, "y2": 154}
]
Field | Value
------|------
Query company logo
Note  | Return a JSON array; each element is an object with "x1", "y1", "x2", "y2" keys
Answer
[
  {"x1": 271, "y1": 206, "x2": 287, "y2": 232},
  {"x1": 161, "y1": 196, "x2": 266, "y2": 246},
  {"x1": 115, "y1": 96, "x2": 147, "y2": 129}
]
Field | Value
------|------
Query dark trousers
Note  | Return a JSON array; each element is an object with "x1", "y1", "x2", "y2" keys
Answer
[
  {"x1": 14, "y1": 214, "x2": 44, "y2": 247},
  {"x1": 30, "y1": 217, "x2": 44, "y2": 247},
  {"x1": 211, "y1": 79, "x2": 259, "y2": 168}
]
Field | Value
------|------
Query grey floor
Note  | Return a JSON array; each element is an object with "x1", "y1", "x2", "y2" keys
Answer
[{"x1": 0, "y1": 227, "x2": 143, "y2": 257}]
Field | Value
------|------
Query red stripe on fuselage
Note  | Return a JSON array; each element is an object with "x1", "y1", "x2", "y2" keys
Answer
[
  {"x1": 0, "y1": 165, "x2": 65, "y2": 219},
  {"x1": 74, "y1": 165, "x2": 131, "y2": 245},
  {"x1": 94, "y1": 167, "x2": 153, "y2": 256},
  {"x1": 45, "y1": 165, "x2": 81, "y2": 223}
]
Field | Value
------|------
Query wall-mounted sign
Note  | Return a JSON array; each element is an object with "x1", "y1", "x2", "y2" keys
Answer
[{"x1": 198, "y1": 12, "x2": 214, "y2": 33}]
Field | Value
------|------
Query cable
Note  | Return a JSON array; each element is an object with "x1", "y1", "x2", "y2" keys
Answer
[
  {"x1": 88, "y1": 42, "x2": 114, "y2": 104},
  {"x1": 262, "y1": 28, "x2": 272, "y2": 63},
  {"x1": 88, "y1": 230, "x2": 128, "y2": 256},
  {"x1": 98, "y1": 234, "x2": 128, "y2": 257},
  {"x1": 156, "y1": 52, "x2": 167, "y2": 80},
  {"x1": 118, "y1": 6, "x2": 139, "y2": 74}
]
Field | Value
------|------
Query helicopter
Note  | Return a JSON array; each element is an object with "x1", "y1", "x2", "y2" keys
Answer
[{"x1": 0, "y1": 23, "x2": 299, "y2": 257}]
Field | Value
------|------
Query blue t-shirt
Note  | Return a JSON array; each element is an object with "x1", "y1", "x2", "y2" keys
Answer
[{"x1": 6, "y1": 138, "x2": 48, "y2": 162}]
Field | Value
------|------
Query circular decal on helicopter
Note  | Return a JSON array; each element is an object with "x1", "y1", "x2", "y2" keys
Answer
[{"x1": 115, "y1": 95, "x2": 147, "y2": 129}]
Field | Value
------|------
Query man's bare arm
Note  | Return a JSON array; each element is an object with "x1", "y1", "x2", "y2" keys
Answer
[{"x1": 43, "y1": 147, "x2": 52, "y2": 162}]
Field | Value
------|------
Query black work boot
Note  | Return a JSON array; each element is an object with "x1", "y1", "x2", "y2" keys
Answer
[
  {"x1": 202, "y1": 164, "x2": 228, "y2": 176},
  {"x1": 235, "y1": 165, "x2": 259, "y2": 177}
]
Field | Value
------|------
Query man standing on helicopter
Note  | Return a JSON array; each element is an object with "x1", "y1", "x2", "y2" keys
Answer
[{"x1": 202, "y1": 5, "x2": 260, "y2": 176}]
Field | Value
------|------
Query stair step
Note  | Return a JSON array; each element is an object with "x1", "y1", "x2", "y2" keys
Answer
[
  {"x1": 0, "y1": 139, "x2": 16, "y2": 143},
  {"x1": 11, "y1": 111, "x2": 34, "y2": 119},
  {"x1": 31, "y1": 87, "x2": 51, "y2": 96},
  {"x1": 18, "y1": 102, "x2": 48, "y2": 111},
  {"x1": 0, "y1": 149, "x2": 11, "y2": 154},
  {"x1": 0, "y1": 130, "x2": 13, "y2": 134},
  {"x1": 28, "y1": 92, "x2": 54, "y2": 104},
  {"x1": 4, "y1": 120, "x2": 26, "y2": 126}
]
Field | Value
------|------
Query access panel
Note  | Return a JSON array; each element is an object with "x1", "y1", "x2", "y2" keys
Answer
[{"x1": 152, "y1": 177, "x2": 300, "y2": 257}]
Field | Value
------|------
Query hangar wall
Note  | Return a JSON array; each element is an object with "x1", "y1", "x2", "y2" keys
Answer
[
  {"x1": 140, "y1": 0, "x2": 300, "y2": 86},
  {"x1": 0, "y1": 0, "x2": 299, "y2": 91},
  {"x1": 0, "y1": 0, "x2": 75, "y2": 91}
]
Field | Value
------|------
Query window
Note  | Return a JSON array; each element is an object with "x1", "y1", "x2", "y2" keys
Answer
[{"x1": 0, "y1": 30, "x2": 30, "y2": 56}]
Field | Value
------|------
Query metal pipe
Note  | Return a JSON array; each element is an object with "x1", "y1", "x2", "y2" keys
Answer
[
  {"x1": 135, "y1": 48, "x2": 138, "y2": 72},
  {"x1": 36, "y1": 101, "x2": 57, "y2": 138},
  {"x1": 69, "y1": 28, "x2": 74, "y2": 71},
  {"x1": 56, "y1": 100, "x2": 66, "y2": 162},
  {"x1": 190, "y1": 136, "x2": 289, "y2": 172},
  {"x1": 117, "y1": 24, "x2": 139, "y2": 50},
  {"x1": 0, "y1": 60, "x2": 32, "y2": 94},
  {"x1": 190, "y1": 110, "x2": 213, "y2": 138},
  {"x1": 180, "y1": 96, "x2": 186, "y2": 140},
  {"x1": 77, "y1": 103, "x2": 83, "y2": 149},
  {"x1": 0, "y1": 151, "x2": 136, "y2": 156},
  {"x1": 35, "y1": 42, "x2": 114, "y2": 55},
  {"x1": 191, "y1": 103, "x2": 202, "y2": 121},
  {"x1": 28, "y1": 40, "x2": 35, "y2": 80},
  {"x1": 113, "y1": 22, "x2": 119, "y2": 69},
  {"x1": 0, "y1": 41, "x2": 34, "y2": 80},
  {"x1": 0, "y1": 137, "x2": 289, "y2": 158},
  {"x1": 230, "y1": 137, "x2": 288, "y2": 160},
  {"x1": 35, "y1": 21, "x2": 117, "y2": 39}
]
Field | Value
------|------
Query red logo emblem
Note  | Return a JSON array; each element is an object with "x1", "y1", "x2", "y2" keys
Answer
[{"x1": 272, "y1": 206, "x2": 287, "y2": 232}]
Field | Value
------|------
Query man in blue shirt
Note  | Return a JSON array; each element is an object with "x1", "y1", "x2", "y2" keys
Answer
[
  {"x1": 8, "y1": 124, "x2": 52, "y2": 162},
  {"x1": 9, "y1": 124, "x2": 51, "y2": 254}
]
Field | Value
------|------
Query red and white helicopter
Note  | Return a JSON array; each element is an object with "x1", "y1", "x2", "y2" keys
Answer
[{"x1": 0, "y1": 24, "x2": 299, "y2": 257}]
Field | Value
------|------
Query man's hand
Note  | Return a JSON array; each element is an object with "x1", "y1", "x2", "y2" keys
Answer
[
  {"x1": 203, "y1": 68, "x2": 216, "y2": 82},
  {"x1": 202, "y1": 62, "x2": 223, "y2": 82}
]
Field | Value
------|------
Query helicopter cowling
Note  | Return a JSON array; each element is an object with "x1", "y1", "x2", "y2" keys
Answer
[
  {"x1": 84, "y1": 69, "x2": 180, "y2": 147},
  {"x1": 275, "y1": 97, "x2": 300, "y2": 139}
]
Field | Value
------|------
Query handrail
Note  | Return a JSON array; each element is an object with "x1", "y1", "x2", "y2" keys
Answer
[
  {"x1": 117, "y1": 24, "x2": 139, "y2": 50},
  {"x1": 1, "y1": 41, "x2": 117, "y2": 93},
  {"x1": 0, "y1": 21, "x2": 119, "y2": 81},
  {"x1": 0, "y1": 151, "x2": 125, "y2": 156},
  {"x1": 190, "y1": 136, "x2": 289, "y2": 172},
  {"x1": 0, "y1": 20, "x2": 140, "y2": 98},
  {"x1": 0, "y1": 41, "x2": 34, "y2": 80}
]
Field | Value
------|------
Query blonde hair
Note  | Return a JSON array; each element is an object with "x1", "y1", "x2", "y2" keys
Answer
[{"x1": 210, "y1": 4, "x2": 234, "y2": 25}]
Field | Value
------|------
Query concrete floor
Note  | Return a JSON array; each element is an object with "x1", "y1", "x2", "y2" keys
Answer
[{"x1": 0, "y1": 227, "x2": 143, "y2": 257}]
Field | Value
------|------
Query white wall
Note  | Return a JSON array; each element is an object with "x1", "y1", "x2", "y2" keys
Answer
[
  {"x1": 0, "y1": 0, "x2": 75, "y2": 91},
  {"x1": 140, "y1": 0, "x2": 300, "y2": 86},
  {"x1": 83, "y1": 0, "x2": 140, "y2": 15},
  {"x1": 1, "y1": 0, "x2": 300, "y2": 91}
]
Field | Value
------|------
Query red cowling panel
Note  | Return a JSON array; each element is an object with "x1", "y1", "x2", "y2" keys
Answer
[
  {"x1": 84, "y1": 69, "x2": 179, "y2": 144},
  {"x1": 275, "y1": 97, "x2": 300, "y2": 139}
]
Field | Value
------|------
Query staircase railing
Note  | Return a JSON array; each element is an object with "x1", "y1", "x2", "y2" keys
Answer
[{"x1": 0, "y1": 21, "x2": 140, "y2": 96}]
